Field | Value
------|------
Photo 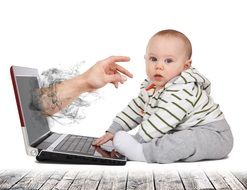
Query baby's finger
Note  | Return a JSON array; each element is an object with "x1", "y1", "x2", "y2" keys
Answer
[
  {"x1": 92, "y1": 139, "x2": 99, "y2": 145},
  {"x1": 92, "y1": 136, "x2": 105, "y2": 145},
  {"x1": 93, "y1": 137, "x2": 106, "y2": 146},
  {"x1": 96, "y1": 136, "x2": 111, "y2": 146}
]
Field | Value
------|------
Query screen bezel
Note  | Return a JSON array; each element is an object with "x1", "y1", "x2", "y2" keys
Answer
[{"x1": 10, "y1": 66, "x2": 50, "y2": 146}]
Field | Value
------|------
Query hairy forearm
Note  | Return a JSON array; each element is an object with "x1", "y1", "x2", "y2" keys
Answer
[
  {"x1": 32, "y1": 56, "x2": 132, "y2": 116},
  {"x1": 35, "y1": 74, "x2": 91, "y2": 116}
]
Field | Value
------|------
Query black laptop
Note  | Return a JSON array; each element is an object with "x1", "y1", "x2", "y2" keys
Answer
[{"x1": 10, "y1": 66, "x2": 127, "y2": 165}]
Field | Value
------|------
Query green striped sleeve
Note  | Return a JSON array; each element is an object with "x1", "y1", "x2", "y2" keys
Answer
[
  {"x1": 195, "y1": 86, "x2": 199, "y2": 97},
  {"x1": 128, "y1": 105, "x2": 143, "y2": 117},
  {"x1": 154, "y1": 113, "x2": 174, "y2": 128},
  {"x1": 205, "y1": 104, "x2": 219, "y2": 116},
  {"x1": 138, "y1": 96, "x2": 145, "y2": 104},
  {"x1": 191, "y1": 69, "x2": 206, "y2": 83},
  {"x1": 201, "y1": 97, "x2": 210, "y2": 109},
  {"x1": 171, "y1": 93, "x2": 182, "y2": 100},
  {"x1": 116, "y1": 116, "x2": 132, "y2": 130},
  {"x1": 186, "y1": 99, "x2": 194, "y2": 107},
  {"x1": 204, "y1": 83, "x2": 211, "y2": 90},
  {"x1": 172, "y1": 102, "x2": 187, "y2": 114},
  {"x1": 148, "y1": 103, "x2": 156, "y2": 109},
  {"x1": 193, "y1": 105, "x2": 214, "y2": 115},
  {"x1": 158, "y1": 97, "x2": 168, "y2": 104},
  {"x1": 165, "y1": 89, "x2": 180, "y2": 92},
  {"x1": 122, "y1": 111, "x2": 139, "y2": 125},
  {"x1": 184, "y1": 71, "x2": 198, "y2": 82},
  {"x1": 180, "y1": 75, "x2": 188, "y2": 84},
  {"x1": 133, "y1": 99, "x2": 144, "y2": 111},
  {"x1": 183, "y1": 89, "x2": 193, "y2": 96},
  {"x1": 215, "y1": 111, "x2": 223, "y2": 118},
  {"x1": 194, "y1": 89, "x2": 202, "y2": 107},
  {"x1": 156, "y1": 107, "x2": 181, "y2": 122},
  {"x1": 147, "y1": 119, "x2": 166, "y2": 134},
  {"x1": 193, "y1": 119, "x2": 205, "y2": 126},
  {"x1": 141, "y1": 124, "x2": 153, "y2": 139}
]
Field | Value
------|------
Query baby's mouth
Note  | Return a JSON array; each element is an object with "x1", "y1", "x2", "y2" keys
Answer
[{"x1": 154, "y1": 74, "x2": 164, "y2": 81}]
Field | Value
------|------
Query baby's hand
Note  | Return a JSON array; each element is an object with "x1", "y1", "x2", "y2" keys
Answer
[{"x1": 92, "y1": 132, "x2": 114, "y2": 146}]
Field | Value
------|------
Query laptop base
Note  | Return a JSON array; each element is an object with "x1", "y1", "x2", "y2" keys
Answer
[{"x1": 36, "y1": 150, "x2": 127, "y2": 165}]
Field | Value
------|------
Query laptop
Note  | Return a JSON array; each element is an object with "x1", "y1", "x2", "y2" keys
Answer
[{"x1": 10, "y1": 66, "x2": 127, "y2": 165}]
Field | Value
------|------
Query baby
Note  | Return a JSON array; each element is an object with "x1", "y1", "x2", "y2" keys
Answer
[{"x1": 93, "y1": 29, "x2": 233, "y2": 163}]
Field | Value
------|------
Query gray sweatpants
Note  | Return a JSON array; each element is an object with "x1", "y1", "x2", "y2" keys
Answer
[{"x1": 136, "y1": 119, "x2": 233, "y2": 164}]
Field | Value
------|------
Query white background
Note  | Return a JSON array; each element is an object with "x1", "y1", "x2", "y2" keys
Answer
[{"x1": 0, "y1": 0, "x2": 247, "y2": 171}]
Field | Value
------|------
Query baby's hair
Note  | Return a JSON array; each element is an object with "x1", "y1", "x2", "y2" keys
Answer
[{"x1": 152, "y1": 29, "x2": 192, "y2": 59}]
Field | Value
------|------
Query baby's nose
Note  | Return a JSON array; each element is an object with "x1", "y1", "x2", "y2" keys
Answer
[{"x1": 155, "y1": 61, "x2": 164, "y2": 69}]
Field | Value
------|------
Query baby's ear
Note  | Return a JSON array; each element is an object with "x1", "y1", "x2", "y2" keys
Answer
[{"x1": 184, "y1": 59, "x2": 192, "y2": 69}]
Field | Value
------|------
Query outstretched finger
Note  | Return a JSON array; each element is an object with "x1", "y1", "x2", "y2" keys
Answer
[
  {"x1": 116, "y1": 64, "x2": 133, "y2": 78},
  {"x1": 103, "y1": 56, "x2": 130, "y2": 63}
]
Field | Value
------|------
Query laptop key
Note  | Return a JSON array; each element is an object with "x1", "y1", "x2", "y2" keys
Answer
[
  {"x1": 87, "y1": 145, "x2": 96, "y2": 155},
  {"x1": 67, "y1": 136, "x2": 81, "y2": 152},
  {"x1": 60, "y1": 139, "x2": 74, "y2": 151},
  {"x1": 54, "y1": 135, "x2": 97, "y2": 155},
  {"x1": 74, "y1": 138, "x2": 87, "y2": 152},
  {"x1": 54, "y1": 135, "x2": 70, "y2": 151},
  {"x1": 81, "y1": 140, "x2": 92, "y2": 154}
]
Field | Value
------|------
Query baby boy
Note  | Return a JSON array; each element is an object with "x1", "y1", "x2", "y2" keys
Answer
[{"x1": 93, "y1": 29, "x2": 233, "y2": 164}]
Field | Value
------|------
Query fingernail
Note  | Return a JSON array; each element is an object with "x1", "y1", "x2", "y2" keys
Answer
[{"x1": 122, "y1": 76, "x2": 127, "y2": 81}]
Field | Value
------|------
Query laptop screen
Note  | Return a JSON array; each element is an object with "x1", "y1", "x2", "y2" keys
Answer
[{"x1": 16, "y1": 76, "x2": 49, "y2": 145}]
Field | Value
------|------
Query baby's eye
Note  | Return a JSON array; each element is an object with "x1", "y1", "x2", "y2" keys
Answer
[
  {"x1": 164, "y1": 58, "x2": 173, "y2": 64},
  {"x1": 149, "y1": 56, "x2": 157, "y2": 62}
]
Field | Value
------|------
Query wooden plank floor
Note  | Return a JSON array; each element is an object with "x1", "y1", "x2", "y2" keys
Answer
[{"x1": 0, "y1": 170, "x2": 247, "y2": 190}]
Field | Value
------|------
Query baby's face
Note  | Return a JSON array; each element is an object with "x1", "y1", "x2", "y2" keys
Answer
[{"x1": 145, "y1": 35, "x2": 191, "y2": 90}]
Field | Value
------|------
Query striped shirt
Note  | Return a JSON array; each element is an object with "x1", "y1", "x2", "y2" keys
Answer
[{"x1": 111, "y1": 67, "x2": 225, "y2": 142}]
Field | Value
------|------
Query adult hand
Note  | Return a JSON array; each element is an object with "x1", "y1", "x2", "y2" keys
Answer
[
  {"x1": 35, "y1": 56, "x2": 132, "y2": 116},
  {"x1": 92, "y1": 132, "x2": 114, "y2": 146},
  {"x1": 83, "y1": 56, "x2": 133, "y2": 91}
]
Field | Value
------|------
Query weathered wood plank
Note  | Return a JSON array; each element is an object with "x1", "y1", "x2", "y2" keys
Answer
[
  {"x1": 179, "y1": 170, "x2": 215, "y2": 190},
  {"x1": 204, "y1": 171, "x2": 231, "y2": 190},
  {"x1": 0, "y1": 170, "x2": 29, "y2": 189},
  {"x1": 217, "y1": 171, "x2": 246, "y2": 190},
  {"x1": 97, "y1": 170, "x2": 127, "y2": 190},
  {"x1": 231, "y1": 170, "x2": 247, "y2": 189},
  {"x1": 154, "y1": 170, "x2": 184, "y2": 190},
  {"x1": 52, "y1": 170, "x2": 79, "y2": 190},
  {"x1": 1, "y1": 169, "x2": 247, "y2": 190},
  {"x1": 126, "y1": 170, "x2": 154, "y2": 190},
  {"x1": 39, "y1": 170, "x2": 67, "y2": 190},
  {"x1": 68, "y1": 170, "x2": 102, "y2": 190},
  {"x1": 10, "y1": 170, "x2": 53, "y2": 190}
]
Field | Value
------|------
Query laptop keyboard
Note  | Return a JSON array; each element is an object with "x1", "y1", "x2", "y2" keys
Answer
[{"x1": 54, "y1": 135, "x2": 97, "y2": 155}]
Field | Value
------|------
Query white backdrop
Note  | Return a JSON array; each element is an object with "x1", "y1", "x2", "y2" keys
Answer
[{"x1": 0, "y1": 0, "x2": 247, "y2": 171}]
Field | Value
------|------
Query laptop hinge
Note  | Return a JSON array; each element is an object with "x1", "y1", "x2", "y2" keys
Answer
[{"x1": 31, "y1": 131, "x2": 53, "y2": 147}]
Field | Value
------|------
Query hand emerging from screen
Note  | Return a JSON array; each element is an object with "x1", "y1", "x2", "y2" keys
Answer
[
  {"x1": 36, "y1": 56, "x2": 133, "y2": 116},
  {"x1": 92, "y1": 132, "x2": 114, "y2": 146}
]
